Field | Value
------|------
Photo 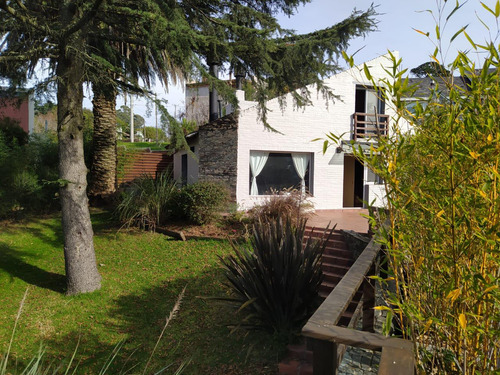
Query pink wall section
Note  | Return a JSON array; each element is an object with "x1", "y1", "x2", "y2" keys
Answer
[{"x1": 0, "y1": 97, "x2": 31, "y2": 133}]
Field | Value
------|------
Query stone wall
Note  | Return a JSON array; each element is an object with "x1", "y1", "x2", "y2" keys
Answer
[{"x1": 198, "y1": 114, "x2": 238, "y2": 199}]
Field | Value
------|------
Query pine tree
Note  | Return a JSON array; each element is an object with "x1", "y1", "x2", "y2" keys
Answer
[
  {"x1": 0, "y1": 0, "x2": 196, "y2": 295},
  {"x1": 0, "y1": 0, "x2": 376, "y2": 295}
]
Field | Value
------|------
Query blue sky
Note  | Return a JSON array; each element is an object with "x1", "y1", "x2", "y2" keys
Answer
[
  {"x1": 279, "y1": 0, "x2": 498, "y2": 70},
  {"x1": 98, "y1": 0, "x2": 499, "y2": 122}
]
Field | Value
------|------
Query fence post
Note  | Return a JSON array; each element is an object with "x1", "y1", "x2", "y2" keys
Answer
[
  {"x1": 310, "y1": 338, "x2": 338, "y2": 374},
  {"x1": 362, "y1": 264, "x2": 376, "y2": 332}
]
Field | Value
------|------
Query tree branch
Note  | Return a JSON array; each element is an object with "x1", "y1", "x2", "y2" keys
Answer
[
  {"x1": 0, "y1": 0, "x2": 52, "y2": 35},
  {"x1": 61, "y1": 0, "x2": 106, "y2": 39}
]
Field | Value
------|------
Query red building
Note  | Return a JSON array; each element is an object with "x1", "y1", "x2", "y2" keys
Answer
[{"x1": 0, "y1": 89, "x2": 35, "y2": 134}]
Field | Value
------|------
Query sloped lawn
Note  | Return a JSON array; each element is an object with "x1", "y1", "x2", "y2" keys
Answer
[{"x1": 0, "y1": 210, "x2": 281, "y2": 374}]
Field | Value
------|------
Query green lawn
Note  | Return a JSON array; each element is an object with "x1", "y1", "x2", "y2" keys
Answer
[{"x1": 0, "y1": 211, "x2": 281, "y2": 374}]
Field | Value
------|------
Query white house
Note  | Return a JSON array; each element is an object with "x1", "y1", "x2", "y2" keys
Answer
[{"x1": 174, "y1": 53, "x2": 398, "y2": 209}]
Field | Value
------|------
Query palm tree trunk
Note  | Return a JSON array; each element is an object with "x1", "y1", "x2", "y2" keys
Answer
[{"x1": 89, "y1": 83, "x2": 117, "y2": 201}]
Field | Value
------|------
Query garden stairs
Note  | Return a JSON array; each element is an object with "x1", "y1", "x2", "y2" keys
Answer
[{"x1": 278, "y1": 227, "x2": 361, "y2": 375}]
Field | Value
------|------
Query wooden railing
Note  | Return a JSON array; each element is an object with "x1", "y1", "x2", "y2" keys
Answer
[
  {"x1": 302, "y1": 236, "x2": 414, "y2": 374},
  {"x1": 353, "y1": 112, "x2": 389, "y2": 141}
]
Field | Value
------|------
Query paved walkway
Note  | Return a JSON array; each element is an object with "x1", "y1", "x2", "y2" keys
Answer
[{"x1": 307, "y1": 209, "x2": 370, "y2": 234}]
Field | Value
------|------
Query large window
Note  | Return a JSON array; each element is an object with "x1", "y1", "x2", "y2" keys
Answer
[{"x1": 249, "y1": 152, "x2": 312, "y2": 195}]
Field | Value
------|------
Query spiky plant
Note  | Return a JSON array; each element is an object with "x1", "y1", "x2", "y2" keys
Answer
[{"x1": 221, "y1": 217, "x2": 331, "y2": 336}]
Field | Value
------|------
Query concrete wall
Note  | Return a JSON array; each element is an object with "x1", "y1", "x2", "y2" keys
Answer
[
  {"x1": 235, "y1": 53, "x2": 398, "y2": 210},
  {"x1": 185, "y1": 85, "x2": 210, "y2": 126},
  {"x1": 365, "y1": 183, "x2": 386, "y2": 208}
]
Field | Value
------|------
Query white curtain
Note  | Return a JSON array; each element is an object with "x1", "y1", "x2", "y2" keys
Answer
[
  {"x1": 250, "y1": 151, "x2": 269, "y2": 195},
  {"x1": 292, "y1": 153, "x2": 310, "y2": 194}
]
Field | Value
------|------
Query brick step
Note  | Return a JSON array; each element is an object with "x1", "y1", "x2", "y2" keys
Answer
[
  {"x1": 321, "y1": 262, "x2": 351, "y2": 275},
  {"x1": 307, "y1": 239, "x2": 348, "y2": 251},
  {"x1": 323, "y1": 246, "x2": 351, "y2": 257},
  {"x1": 286, "y1": 344, "x2": 313, "y2": 362},
  {"x1": 322, "y1": 271, "x2": 344, "y2": 285},
  {"x1": 321, "y1": 254, "x2": 353, "y2": 267},
  {"x1": 305, "y1": 228, "x2": 344, "y2": 241},
  {"x1": 278, "y1": 226, "x2": 354, "y2": 375},
  {"x1": 279, "y1": 359, "x2": 313, "y2": 375}
]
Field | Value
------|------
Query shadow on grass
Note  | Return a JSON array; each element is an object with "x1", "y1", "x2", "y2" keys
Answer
[
  {"x1": 0, "y1": 242, "x2": 66, "y2": 293},
  {"x1": 39, "y1": 266, "x2": 280, "y2": 375}
]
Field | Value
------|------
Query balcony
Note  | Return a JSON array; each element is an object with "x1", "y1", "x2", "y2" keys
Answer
[{"x1": 352, "y1": 112, "x2": 389, "y2": 141}]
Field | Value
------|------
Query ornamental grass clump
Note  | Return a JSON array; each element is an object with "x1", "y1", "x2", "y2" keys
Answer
[
  {"x1": 115, "y1": 172, "x2": 178, "y2": 230},
  {"x1": 221, "y1": 217, "x2": 331, "y2": 337}
]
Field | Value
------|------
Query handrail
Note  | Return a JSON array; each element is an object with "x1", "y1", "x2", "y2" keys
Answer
[
  {"x1": 302, "y1": 235, "x2": 414, "y2": 375},
  {"x1": 353, "y1": 112, "x2": 389, "y2": 141}
]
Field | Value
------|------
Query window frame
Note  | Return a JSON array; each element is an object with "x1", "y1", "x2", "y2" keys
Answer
[{"x1": 249, "y1": 151, "x2": 313, "y2": 196}]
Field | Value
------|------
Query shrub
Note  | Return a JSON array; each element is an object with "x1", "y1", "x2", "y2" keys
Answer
[
  {"x1": 220, "y1": 217, "x2": 331, "y2": 337},
  {"x1": 0, "y1": 133, "x2": 59, "y2": 218},
  {"x1": 0, "y1": 117, "x2": 28, "y2": 147},
  {"x1": 177, "y1": 181, "x2": 229, "y2": 225},
  {"x1": 248, "y1": 188, "x2": 313, "y2": 225},
  {"x1": 116, "y1": 172, "x2": 178, "y2": 230}
]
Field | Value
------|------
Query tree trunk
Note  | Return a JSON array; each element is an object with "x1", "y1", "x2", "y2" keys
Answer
[
  {"x1": 89, "y1": 83, "x2": 117, "y2": 201},
  {"x1": 57, "y1": 39, "x2": 102, "y2": 295}
]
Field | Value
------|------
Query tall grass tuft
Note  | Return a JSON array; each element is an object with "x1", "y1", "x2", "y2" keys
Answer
[
  {"x1": 248, "y1": 188, "x2": 313, "y2": 226},
  {"x1": 116, "y1": 172, "x2": 178, "y2": 230},
  {"x1": 2, "y1": 288, "x2": 188, "y2": 374}
]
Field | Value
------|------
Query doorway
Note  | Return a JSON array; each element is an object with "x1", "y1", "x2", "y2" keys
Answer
[{"x1": 343, "y1": 155, "x2": 364, "y2": 207}]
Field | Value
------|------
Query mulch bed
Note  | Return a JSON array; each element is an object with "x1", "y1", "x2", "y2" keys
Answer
[{"x1": 157, "y1": 219, "x2": 250, "y2": 241}]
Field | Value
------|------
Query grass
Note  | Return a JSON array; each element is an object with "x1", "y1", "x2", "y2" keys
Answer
[
  {"x1": 118, "y1": 141, "x2": 169, "y2": 151},
  {"x1": 0, "y1": 210, "x2": 282, "y2": 374}
]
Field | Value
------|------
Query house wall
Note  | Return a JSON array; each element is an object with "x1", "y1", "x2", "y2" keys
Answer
[
  {"x1": 173, "y1": 137, "x2": 199, "y2": 185},
  {"x1": 365, "y1": 183, "x2": 386, "y2": 207},
  {"x1": 185, "y1": 85, "x2": 210, "y2": 126},
  {"x1": 0, "y1": 93, "x2": 34, "y2": 134},
  {"x1": 198, "y1": 115, "x2": 238, "y2": 199},
  {"x1": 235, "y1": 53, "x2": 397, "y2": 210}
]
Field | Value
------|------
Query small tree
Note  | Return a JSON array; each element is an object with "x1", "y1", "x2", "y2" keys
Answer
[{"x1": 410, "y1": 61, "x2": 450, "y2": 77}]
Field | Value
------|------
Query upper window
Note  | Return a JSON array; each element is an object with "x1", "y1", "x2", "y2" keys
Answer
[{"x1": 249, "y1": 152, "x2": 312, "y2": 195}]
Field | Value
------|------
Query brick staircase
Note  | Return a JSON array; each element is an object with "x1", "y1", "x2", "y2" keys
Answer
[
  {"x1": 118, "y1": 150, "x2": 173, "y2": 185},
  {"x1": 279, "y1": 227, "x2": 361, "y2": 375}
]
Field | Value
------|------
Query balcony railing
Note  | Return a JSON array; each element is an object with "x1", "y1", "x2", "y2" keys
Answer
[{"x1": 353, "y1": 112, "x2": 389, "y2": 141}]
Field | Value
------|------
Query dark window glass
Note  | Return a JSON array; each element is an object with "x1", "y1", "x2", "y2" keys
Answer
[
  {"x1": 181, "y1": 154, "x2": 188, "y2": 186},
  {"x1": 250, "y1": 152, "x2": 311, "y2": 195}
]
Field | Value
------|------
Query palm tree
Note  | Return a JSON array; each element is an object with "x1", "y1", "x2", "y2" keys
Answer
[{"x1": 87, "y1": 15, "x2": 193, "y2": 201}]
